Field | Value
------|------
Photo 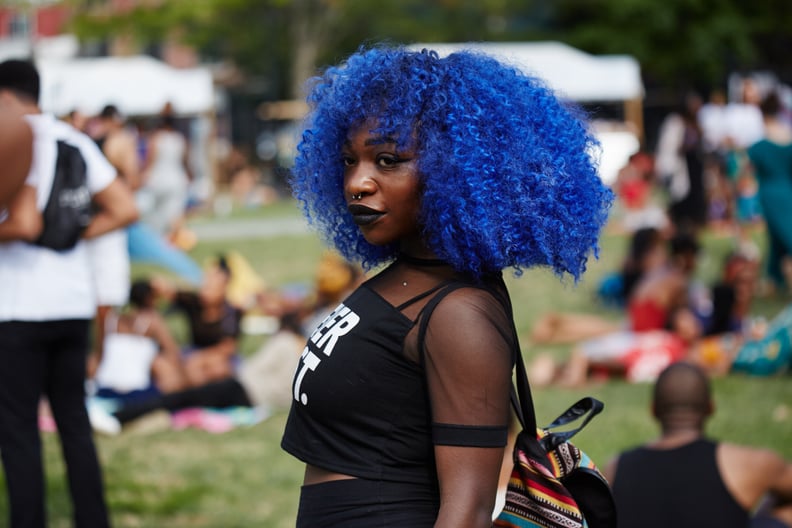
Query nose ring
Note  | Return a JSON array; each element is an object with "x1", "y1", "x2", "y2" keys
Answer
[{"x1": 351, "y1": 193, "x2": 363, "y2": 200}]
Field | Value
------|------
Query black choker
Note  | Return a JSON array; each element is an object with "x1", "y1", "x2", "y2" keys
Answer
[{"x1": 398, "y1": 253, "x2": 448, "y2": 266}]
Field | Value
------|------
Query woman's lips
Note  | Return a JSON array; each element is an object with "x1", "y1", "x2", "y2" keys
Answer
[{"x1": 348, "y1": 203, "x2": 384, "y2": 226}]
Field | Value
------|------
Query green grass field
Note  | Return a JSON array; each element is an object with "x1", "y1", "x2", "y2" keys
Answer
[{"x1": 2, "y1": 200, "x2": 790, "y2": 527}]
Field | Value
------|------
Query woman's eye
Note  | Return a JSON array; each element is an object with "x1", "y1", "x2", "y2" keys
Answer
[
  {"x1": 341, "y1": 155, "x2": 355, "y2": 167},
  {"x1": 377, "y1": 154, "x2": 400, "y2": 167}
]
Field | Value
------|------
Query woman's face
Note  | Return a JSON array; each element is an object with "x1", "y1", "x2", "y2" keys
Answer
[
  {"x1": 342, "y1": 124, "x2": 424, "y2": 252},
  {"x1": 200, "y1": 266, "x2": 229, "y2": 305}
]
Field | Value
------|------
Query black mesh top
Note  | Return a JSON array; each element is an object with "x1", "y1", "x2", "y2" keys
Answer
[{"x1": 281, "y1": 256, "x2": 515, "y2": 484}]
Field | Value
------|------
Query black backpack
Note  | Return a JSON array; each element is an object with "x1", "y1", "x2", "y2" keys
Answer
[{"x1": 35, "y1": 140, "x2": 93, "y2": 251}]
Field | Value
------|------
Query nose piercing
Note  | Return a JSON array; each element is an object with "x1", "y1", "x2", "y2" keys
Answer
[{"x1": 351, "y1": 193, "x2": 363, "y2": 200}]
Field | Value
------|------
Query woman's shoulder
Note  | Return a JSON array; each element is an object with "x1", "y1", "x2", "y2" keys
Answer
[
  {"x1": 426, "y1": 277, "x2": 511, "y2": 333},
  {"x1": 750, "y1": 137, "x2": 792, "y2": 152}
]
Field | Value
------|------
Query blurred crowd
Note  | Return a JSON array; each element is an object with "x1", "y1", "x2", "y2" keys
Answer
[
  {"x1": 529, "y1": 75, "x2": 792, "y2": 388},
  {"x1": 83, "y1": 250, "x2": 364, "y2": 437}
]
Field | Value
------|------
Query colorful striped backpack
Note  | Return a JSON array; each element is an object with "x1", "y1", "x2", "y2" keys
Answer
[{"x1": 493, "y1": 350, "x2": 617, "y2": 528}]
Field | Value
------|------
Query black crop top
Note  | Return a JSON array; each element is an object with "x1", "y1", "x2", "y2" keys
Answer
[{"x1": 281, "y1": 258, "x2": 515, "y2": 485}]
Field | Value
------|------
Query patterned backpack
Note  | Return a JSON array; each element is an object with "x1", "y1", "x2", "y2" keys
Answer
[{"x1": 493, "y1": 347, "x2": 617, "y2": 528}]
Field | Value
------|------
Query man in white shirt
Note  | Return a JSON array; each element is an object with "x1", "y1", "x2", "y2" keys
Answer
[{"x1": 0, "y1": 59, "x2": 138, "y2": 528}]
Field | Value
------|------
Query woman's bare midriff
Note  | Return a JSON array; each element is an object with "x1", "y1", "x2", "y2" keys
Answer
[{"x1": 303, "y1": 464, "x2": 357, "y2": 486}]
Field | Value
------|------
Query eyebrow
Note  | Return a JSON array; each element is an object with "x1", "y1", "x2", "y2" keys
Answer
[
  {"x1": 342, "y1": 135, "x2": 398, "y2": 148},
  {"x1": 364, "y1": 136, "x2": 397, "y2": 146}
]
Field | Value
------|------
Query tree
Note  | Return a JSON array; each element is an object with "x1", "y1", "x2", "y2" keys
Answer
[
  {"x1": 68, "y1": 0, "x2": 539, "y2": 99},
  {"x1": 68, "y1": 0, "x2": 792, "y2": 101},
  {"x1": 547, "y1": 0, "x2": 792, "y2": 92}
]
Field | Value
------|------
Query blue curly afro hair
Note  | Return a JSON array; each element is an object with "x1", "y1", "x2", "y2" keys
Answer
[{"x1": 290, "y1": 45, "x2": 613, "y2": 280}]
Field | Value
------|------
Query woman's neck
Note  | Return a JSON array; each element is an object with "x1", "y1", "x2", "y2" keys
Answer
[
  {"x1": 397, "y1": 252, "x2": 448, "y2": 267},
  {"x1": 764, "y1": 119, "x2": 792, "y2": 144},
  {"x1": 398, "y1": 236, "x2": 436, "y2": 259}
]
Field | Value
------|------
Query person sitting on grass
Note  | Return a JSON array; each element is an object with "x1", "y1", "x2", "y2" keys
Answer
[
  {"x1": 91, "y1": 278, "x2": 187, "y2": 403},
  {"x1": 605, "y1": 362, "x2": 792, "y2": 528},
  {"x1": 151, "y1": 255, "x2": 244, "y2": 387},
  {"x1": 89, "y1": 307, "x2": 305, "y2": 435},
  {"x1": 531, "y1": 232, "x2": 705, "y2": 387}
]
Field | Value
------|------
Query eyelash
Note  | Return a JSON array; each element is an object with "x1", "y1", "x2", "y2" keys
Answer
[
  {"x1": 341, "y1": 154, "x2": 409, "y2": 168},
  {"x1": 377, "y1": 154, "x2": 402, "y2": 167}
]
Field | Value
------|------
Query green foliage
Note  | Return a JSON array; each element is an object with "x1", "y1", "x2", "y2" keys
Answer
[
  {"x1": 67, "y1": 0, "x2": 792, "y2": 95},
  {"x1": 549, "y1": 0, "x2": 754, "y2": 87}
]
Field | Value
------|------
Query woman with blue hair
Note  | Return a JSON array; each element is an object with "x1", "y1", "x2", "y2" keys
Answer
[{"x1": 281, "y1": 45, "x2": 613, "y2": 527}]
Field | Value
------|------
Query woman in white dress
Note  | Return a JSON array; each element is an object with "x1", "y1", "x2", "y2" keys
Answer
[{"x1": 139, "y1": 112, "x2": 191, "y2": 237}]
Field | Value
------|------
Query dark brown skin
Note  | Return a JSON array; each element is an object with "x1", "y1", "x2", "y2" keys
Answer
[{"x1": 0, "y1": 115, "x2": 33, "y2": 208}]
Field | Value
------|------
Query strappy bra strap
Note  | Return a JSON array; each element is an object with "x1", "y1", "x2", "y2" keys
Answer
[
  {"x1": 414, "y1": 281, "x2": 470, "y2": 354},
  {"x1": 395, "y1": 279, "x2": 456, "y2": 312},
  {"x1": 132, "y1": 314, "x2": 153, "y2": 335},
  {"x1": 104, "y1": 309, "x2": 120, "y2": 334}
]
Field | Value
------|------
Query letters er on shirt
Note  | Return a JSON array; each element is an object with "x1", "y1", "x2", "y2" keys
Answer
[{"x1": 293, "y1": 303, "x2": 360, "y2": 405}]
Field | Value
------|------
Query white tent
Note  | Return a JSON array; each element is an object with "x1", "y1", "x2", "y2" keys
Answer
[
  {"x1": 37, "y1": 55, "x2": 215, "y2": 117},
  {"x1": 409, "y1": 41, "x2": 643, "y2": 102}
]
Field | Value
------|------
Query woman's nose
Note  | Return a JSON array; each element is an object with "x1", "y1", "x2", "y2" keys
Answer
[{"x1": 345, "y1": 162, "x2": 376, "y2": 198}]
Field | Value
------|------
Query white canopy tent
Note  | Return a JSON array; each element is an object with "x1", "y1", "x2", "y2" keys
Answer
[
  {"x1": 409, "y1": 42, "x2": 644, "y2": 184},
  {"x1": 409, "y1": 41, "x2": 643, "y2": 103},
  {"x1": 32, "y1": 55, "x2": 218, "y2": 201},
  {"x1": 37, "y1": 55, "x2": 215, "y2": 117}
]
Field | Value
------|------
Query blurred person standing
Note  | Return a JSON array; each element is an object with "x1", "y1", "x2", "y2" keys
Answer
[
  {"x1": 724, "y1": 78, "x2": 765, "y2": 253},
  {"x1": 139, "y1": 105, "x2": 192, "y2": 240},
  {"x1": 698, "y1": 89, "x2": 729, "y2": 155},
  {"x1": 88, "y1": 104, "x2": 137, "y2": 373},
  {"x1": 747, "y1": 92, "x2": 792, "y2": 294},
  {"x1": 725, "y1": 78, "x2": 766, "y2": 151},
  {"x1": 605, "y1": 362, "x2": 792, "y2": 528},
  {"x1": 92, "y1": 104, "x2": 142, "y2": 191},
  {"x1": 655, "y1": 93, "x2": 708, "y2": 234},
  {"x1": 92, "y1": 103, "x2": 203, "y2": 286},
  {"x1": 0, "y1": 59, "x2": 138, "y2": 528}
]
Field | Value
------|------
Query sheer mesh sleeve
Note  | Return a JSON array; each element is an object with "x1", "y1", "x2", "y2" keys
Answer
[{"x1": 421, "y1": 286, "x2": 514, "y2": 447}]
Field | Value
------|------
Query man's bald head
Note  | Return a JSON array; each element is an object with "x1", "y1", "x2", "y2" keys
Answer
[{"x1": 652, "y1": 363, "x2": 712, "y2": 424}]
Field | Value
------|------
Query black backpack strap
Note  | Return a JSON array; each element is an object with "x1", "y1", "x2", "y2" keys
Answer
[
  {"x1": 539, "y1": 397, "x2": 604, "y2": 451},
  {"x1": 511, "y1": 342, "x2": 539, "y2": 434}
]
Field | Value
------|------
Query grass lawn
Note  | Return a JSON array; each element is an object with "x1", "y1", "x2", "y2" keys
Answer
[{"x1": 2, "y1": 200, "x2": 790, "y2": 527}]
